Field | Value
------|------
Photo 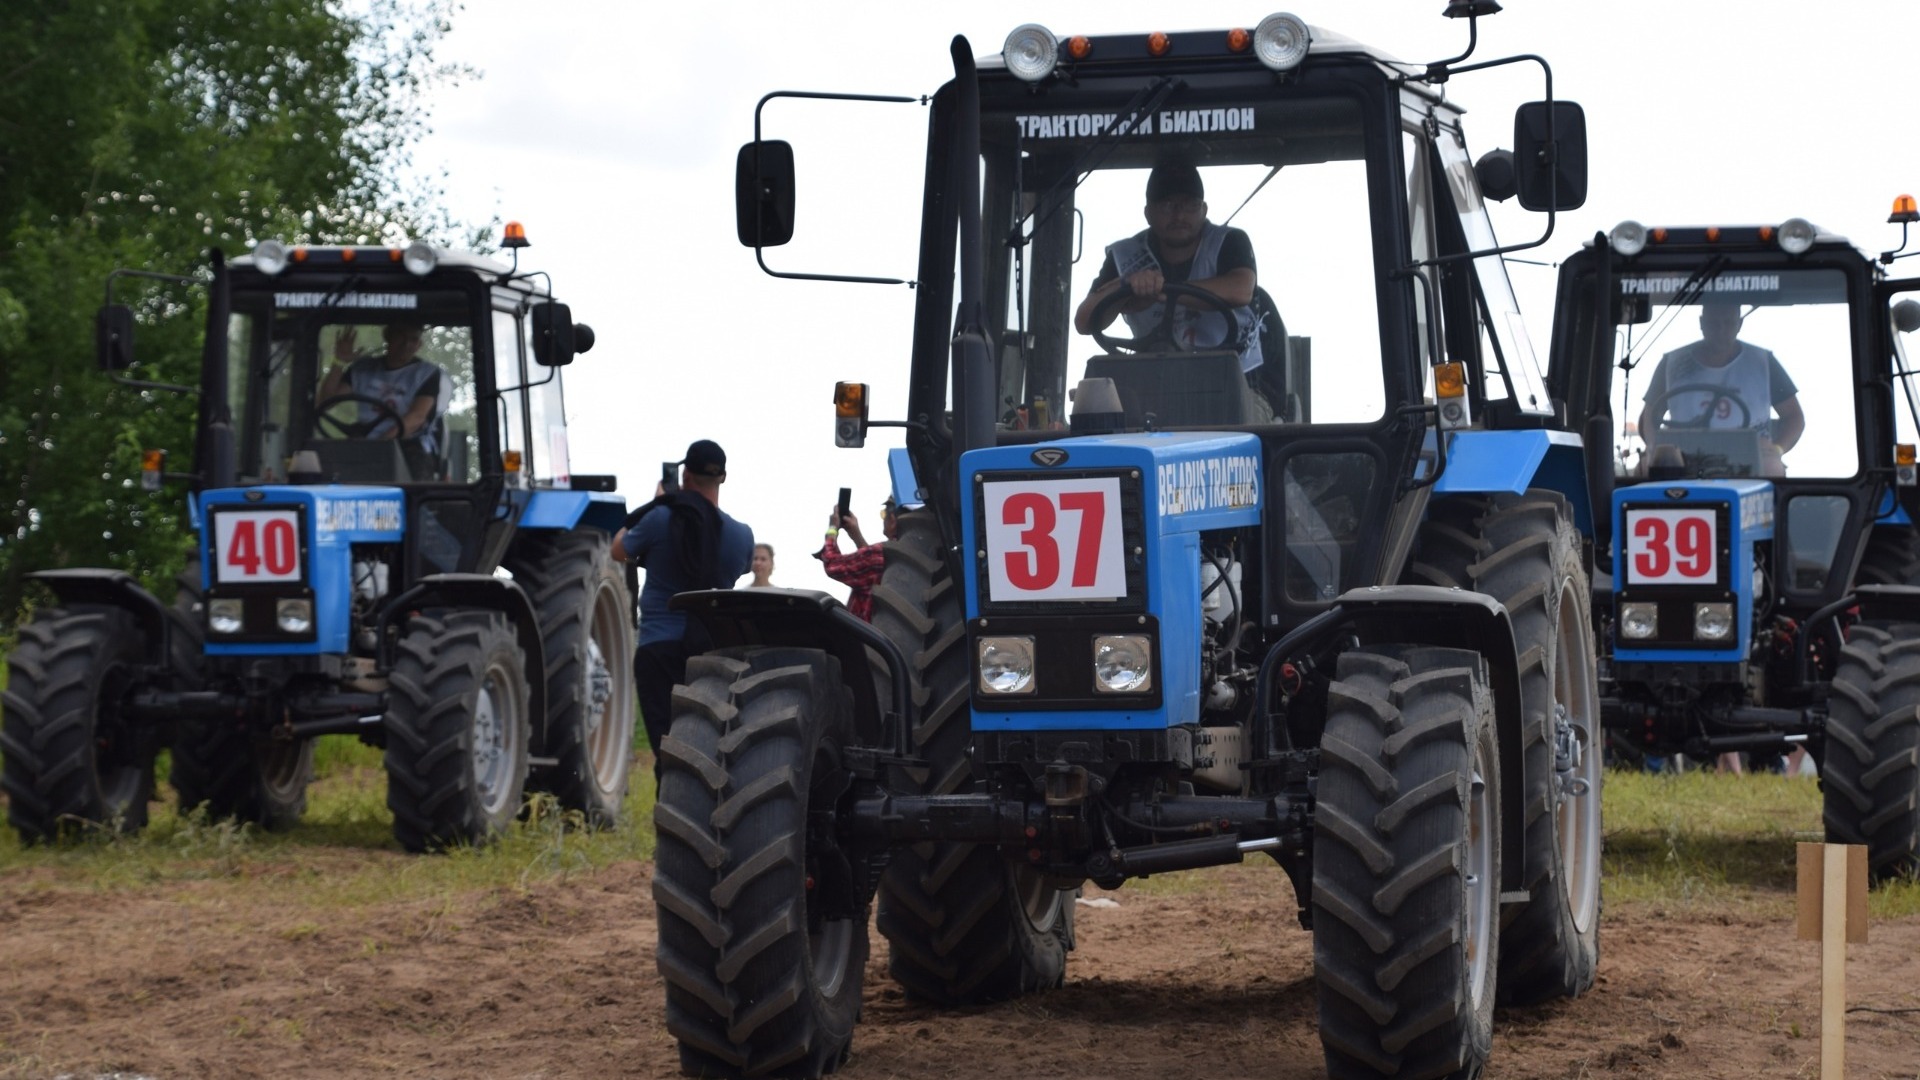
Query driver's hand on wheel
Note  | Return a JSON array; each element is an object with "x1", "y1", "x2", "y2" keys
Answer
[{"x1": 1123, "y1": 268, "x2": 1165, "y2": 301}]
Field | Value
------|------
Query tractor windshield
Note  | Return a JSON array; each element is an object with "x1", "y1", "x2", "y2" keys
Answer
[
  {"x1": 225, "y1": 286, "x2": 482, "y2": 485},
  {"x1": 1606, "y1": 266, "x2": 1856, "y2": 479},
  {"x1": 983, "y1": 91, "x2": 1391, "y2": 431}
]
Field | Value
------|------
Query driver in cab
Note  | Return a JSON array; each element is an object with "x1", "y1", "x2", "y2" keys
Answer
[
  {"x1": 1636, "y1": 299, "x2": 1805, "y2": 476},
  {"x1": 1073, "y1": 161, "x2": 1264, "y2": 377},
  {"x1": 318, "y1": 321, "x2": 446, "y2": 465}
]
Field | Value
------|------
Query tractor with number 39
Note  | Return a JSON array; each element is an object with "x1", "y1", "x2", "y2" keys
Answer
[{"x1": 1548, "y1": 208, "x2": 1920, "y2": 880}]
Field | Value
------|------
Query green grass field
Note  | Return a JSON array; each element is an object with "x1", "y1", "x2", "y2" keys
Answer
[
  {"x1": 0, "y1": 736, "x2": 658, "y2": 908},
  {"x1": 0, "y1": 733, "x2": 1916, "y2": 920}
]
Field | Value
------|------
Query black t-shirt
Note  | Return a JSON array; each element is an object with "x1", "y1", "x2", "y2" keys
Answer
[{"x1": 1092, "y1": 226, "x2": 1256, "y2": 288}]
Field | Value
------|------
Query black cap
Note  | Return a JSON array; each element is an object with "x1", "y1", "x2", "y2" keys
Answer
[
  {"x1": 683, "y1": 439, "x2": 726, "y2": 477},
  {"x1": 1146, "y1": 162, "x2": 1204, "y2": 203}
]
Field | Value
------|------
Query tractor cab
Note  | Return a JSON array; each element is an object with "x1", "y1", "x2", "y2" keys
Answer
[{"x1": 1549, "y1": 219, "x2": 1911, "y2": 610}]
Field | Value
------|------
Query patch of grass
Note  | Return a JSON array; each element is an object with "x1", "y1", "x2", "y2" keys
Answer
[
  {"x1": 0, "y1": 753, "x2": 659, "y2": 909},
  {"x1": 1601, "y1": 768, "x2": 1920, "y2": 917}
]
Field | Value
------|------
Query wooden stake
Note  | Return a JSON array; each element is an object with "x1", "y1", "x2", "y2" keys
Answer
[{"x1": 1821, "y1": 843, "x2": 1847, "y2": 1079}]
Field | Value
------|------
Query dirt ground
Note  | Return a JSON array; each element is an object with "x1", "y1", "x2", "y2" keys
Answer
[{"x1": 2, "y1": 855, "x2": 1916, "y2": 1080}]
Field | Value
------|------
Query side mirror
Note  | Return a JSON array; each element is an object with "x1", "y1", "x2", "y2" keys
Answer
[
  {"x1": 96, "y1": 303, "x2": 135, "y2": 370},
  {"x1": 531, "y1": 301, "x2": 576, "y2": 367},
  {"x1": 573, "y1": 323, "x2": 595, "y2": 355},
  {"x1": 735, "y1": 139, "x2": 796, "y2": 248},
  {"x1": 1513, "y1": 100, "x2": 1588, "y2": 212}
]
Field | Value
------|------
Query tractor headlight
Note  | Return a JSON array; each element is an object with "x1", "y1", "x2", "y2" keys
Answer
[
  {"x1": 1620, "y1": 602, "x2": 1658, "y2": 640},
  {"x1": 251, "y1": 239, "x2": 289, "y2": 276},
  {"x1": 1253, "y1": 13, "x2": 1311, "y2": 71},
  {"x1": 1093, "y1": 634, "x2": 1153, "y2": 694},
  {"x1": 208, "y1": 598, "x2": 244, "y2": 635},
  {"x1": 402, "y1": 240, "x2": 437, "y2": 276},
  {"x1": 1003, "y1": 24, "x2": 1059, "y2": 83},
  {"x1": 276, "y1": 598, "x2": 313, "y2": 635},
  {"x1": 1693, "y1": 602, "x2": 1733, "y2": 642},
  {"x1": 1777, "y1": 217, "x2": 1817, "y2": 255},
  {"x1": 1608, "y1": 220, "x2": 1648, "y2": 257},
  {"x1": 978, "y1": 636, "x2": 1036, "y2": 695}
]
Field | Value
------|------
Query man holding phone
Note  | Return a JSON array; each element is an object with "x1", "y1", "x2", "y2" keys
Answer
[
  {"x1": 815, "y1": 493, "x2": 900, "y2": 622},
  {"x1": 611, "y1": 439, "x2": 753, "y2": 788}
]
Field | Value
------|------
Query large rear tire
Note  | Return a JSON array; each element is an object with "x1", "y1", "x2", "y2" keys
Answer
[
  {"x1": 504, "y1": 530, "x2": 636, "y2": 826},
  {"x1": 1406, "y1": 492, "x2": 1601, "y2": 1003},
  {"x1": 169, "y1": 724, "x2": 313, "y2": 830},
  {"x1": 384, "y1": 611, "x2": 531, "y2": 852},
  {"x1": 1857, "y1": 527, "x2": 1920, "y2": 587},
  {"x1": 1314, "y1": 646, "x2": 1501, "y2": 1080},
  {"x1": 1822, "y1": 622, "x2": 1920, "y2": 881},
  {"x1": 654, "y1": 648, "x2": 867, "y2": 1078},
  {"x1": 2, "y1": 607, "x2": 155, "y2": 843},
  {"x1": 869, "y1": 509, "x2": 1072, "y2": 1005}
]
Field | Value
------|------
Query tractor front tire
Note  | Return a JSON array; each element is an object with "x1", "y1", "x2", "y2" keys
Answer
[
  {"x1": 505, "y1": 530, "x2": 636, "y2": 826},
  {"x1": 2, "y1": 607, "x2": 155, "y2": 843},
  {"x1": 384, "y1": 611, "x2": 531, "y2": 852},
  {"x1": 870, "y1": 509, "x2": 1072, "y2": 1005},
  {"x1": 1406, "y1": 492, "x2": 1601, "y2": 1004},
  {"x1": 654, "y1": 648, "x2": 867, "y2": 1078},
  {"x1": 1314, "y1": 646, "x2": 1501, "y2": 1080},
  {"x1": 1822, "y1": 622, "x2": 1920, "y2": 880}
]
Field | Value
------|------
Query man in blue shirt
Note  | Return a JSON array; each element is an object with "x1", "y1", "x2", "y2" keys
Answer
[{"x1": 611, "y1": 439, "x2": 754, "y2": 788}]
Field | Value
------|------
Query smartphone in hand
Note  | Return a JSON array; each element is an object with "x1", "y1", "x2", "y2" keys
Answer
[
  {"x1": 837, "y1": 487, "x2": 852, "y2": 522},
  {"x1": 661, "y1": 462, "x2": 680, "y2": 495}
]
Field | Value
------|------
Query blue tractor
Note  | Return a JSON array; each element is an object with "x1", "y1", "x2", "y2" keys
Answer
[
  {"x1": 1548, "y1": 214, "x2": 1920, "y2": 879},
  {"x1": 1, "y1": 227, "x2": 637, "y2": 852},
  {"x1": 658, "y1": 9, "x2": 1600, "y2": 1079}
]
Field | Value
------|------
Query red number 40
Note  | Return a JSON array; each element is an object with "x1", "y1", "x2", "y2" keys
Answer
[{"x1": 226, "y1": 518, "x2": 298, "y2": 576}]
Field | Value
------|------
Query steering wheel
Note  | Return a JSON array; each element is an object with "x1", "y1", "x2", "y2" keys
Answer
[
  {"x1": 1090, "y1": 281, "x2": 1240, "y2": 356},
  {"x1": 1643, "y1": 382, "x2": 1752, "y2": 431},
  {"x1": 315, "y1": 393, "x2": 406, "y2": 440}
]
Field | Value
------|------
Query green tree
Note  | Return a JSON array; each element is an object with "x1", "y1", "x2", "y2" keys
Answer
[{"x1": 0, "y1": 0, "x2": 467, "y2": 621}]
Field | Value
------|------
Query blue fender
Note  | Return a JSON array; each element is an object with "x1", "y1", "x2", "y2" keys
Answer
[
  {"x1": 1434, "y1": 429, "x2": 1593, "y2": 537},
  {"x1": 514, "y1": 489, "x2": 629, "y2": 534}
]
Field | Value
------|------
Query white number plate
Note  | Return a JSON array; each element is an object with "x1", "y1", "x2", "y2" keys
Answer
[
  {"x1": 1624, "y1": 508, "x2": 1717, "y2": 585},
  {"x1": 212, "y1": 509, "x2": 303, "y2": 584},
  {"x1": 983, "y1": 478, "x2": 1126, "y2": 602}
]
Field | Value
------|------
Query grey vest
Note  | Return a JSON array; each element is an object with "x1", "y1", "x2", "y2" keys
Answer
[
  {"x1": 348, "y1": 357, "x2": 446, "y2": 453},
  {"x1": 1106, "y1": 222, "x2": 1265, "y2": 372}
]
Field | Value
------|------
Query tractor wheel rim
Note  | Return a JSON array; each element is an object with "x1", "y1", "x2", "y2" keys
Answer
[
  {"x1": 473, "y1": 671, "x2": 511, "y2": 813},
  {"x1": 1554, "y1": 575, "x2": 1603, "y2": 933},
  {"x1": 584, "y1": 579, "x2": 624, "y2": 790},
  {"x1": 1466, "y1": 756, "x2": 1495, "y2": 1009}
]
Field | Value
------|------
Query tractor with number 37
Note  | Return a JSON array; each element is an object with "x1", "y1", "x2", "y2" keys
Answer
[{"x1": 654, "y1": 9, "x2": 1605, "y2": 1079}]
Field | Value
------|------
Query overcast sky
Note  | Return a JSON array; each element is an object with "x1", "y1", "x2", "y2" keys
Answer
[{"x1": 414, "y1": 0, "x2": 1920, "y2": 596}]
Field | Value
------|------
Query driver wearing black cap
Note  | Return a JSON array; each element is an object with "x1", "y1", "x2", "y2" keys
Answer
[
  {"x1": 612, "y1": 438, "x2": 755, "y2": 789},
  {"x1": 1072, "y1": 160, "x2": 1264, "y2": 377}
]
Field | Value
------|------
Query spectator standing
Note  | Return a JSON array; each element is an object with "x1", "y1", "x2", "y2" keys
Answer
[
  {"x1": 748, "y1": 543, "x2": 777, "y2": 588},
  {"x1": 815, "y1": 497, "x2": 899, "y2": 622},
  {"x1": 610, "y1": 439, "x2": 753, "y2": 788}
]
